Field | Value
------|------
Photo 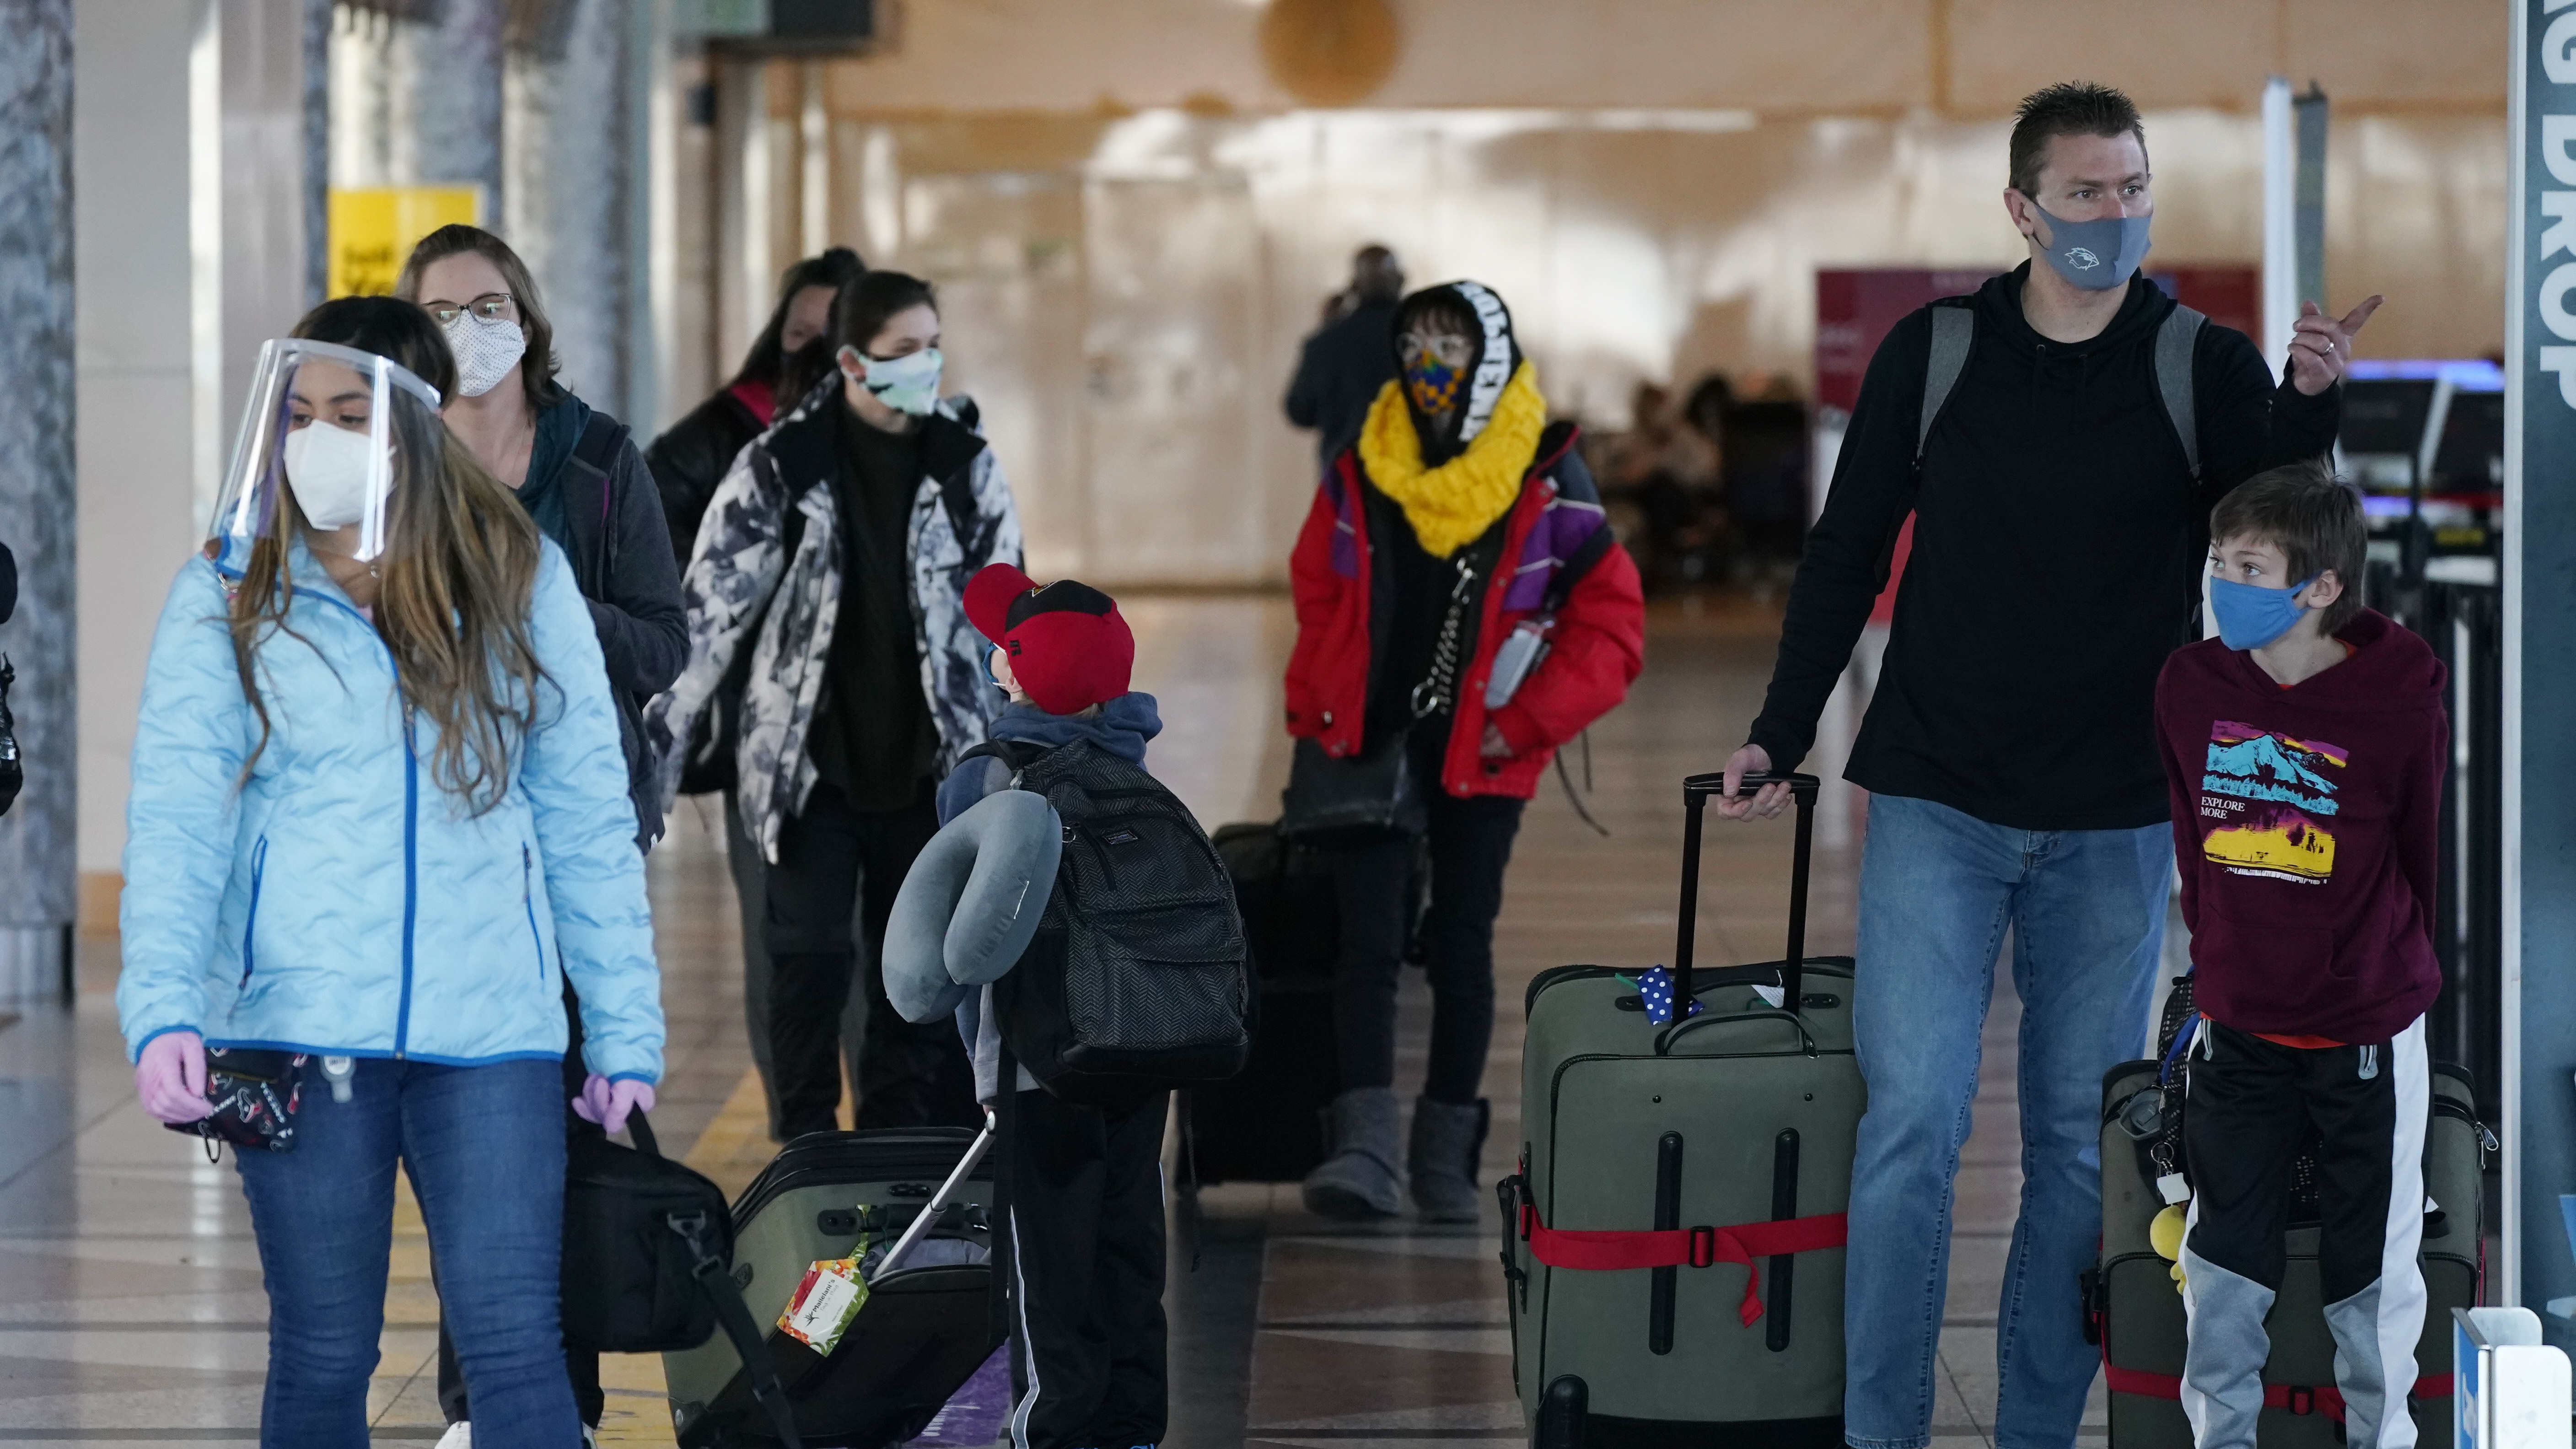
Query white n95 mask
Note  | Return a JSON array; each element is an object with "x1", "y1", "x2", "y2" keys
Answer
[{"x1": 283, "y1": 423, "x2": 388, "y2": 530}]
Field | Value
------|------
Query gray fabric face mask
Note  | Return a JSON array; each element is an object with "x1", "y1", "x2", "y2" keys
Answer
[{"x1": 2032, "y1": 203, "x2": 2152, "y2": 291}]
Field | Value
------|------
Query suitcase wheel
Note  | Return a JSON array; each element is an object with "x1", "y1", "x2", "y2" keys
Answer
[{"x1": 1537, "y1": 1374, "x2": 1587, "y2": 1449}]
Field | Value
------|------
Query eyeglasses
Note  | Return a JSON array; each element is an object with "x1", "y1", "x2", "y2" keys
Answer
[{"x1": 425, "y1": 293, "x2": 515, "y2": 326}]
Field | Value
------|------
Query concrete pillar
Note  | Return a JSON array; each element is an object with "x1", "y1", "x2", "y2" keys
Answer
[
  {"x1": 0, "y1": 0, "x2": 77, "y2": 998},
  {"x1": 408, "y1": 0, "x2": 503, "y2": 213},
  {"x1": 506, "y1": 0, "x2": 633, "y2": 418},
  {"x1": 73, "y1": 0, "x2": 197, "y2": 953}
]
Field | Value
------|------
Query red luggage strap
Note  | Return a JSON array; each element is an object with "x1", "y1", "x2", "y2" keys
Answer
[
  {"x1": 2101, "y1": 1362, "x2": 2454, "y2": 1422},
  {"x1": 1516, "y1": 1201, "x2": 1849, "y2": 1327}
]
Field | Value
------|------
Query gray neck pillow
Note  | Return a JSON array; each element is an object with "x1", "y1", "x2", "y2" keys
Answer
[{"x1": 884, "y1": 788, "x2": 1063, "y2": 1024}]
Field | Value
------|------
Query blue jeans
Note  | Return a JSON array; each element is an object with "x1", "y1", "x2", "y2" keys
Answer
[
  {"x1": 1842, "y1": 794, "x2": 2167, "y2": 1449},
  {"x1": 235, "y1": 1056, "x2": 578, "y2": 1449}
]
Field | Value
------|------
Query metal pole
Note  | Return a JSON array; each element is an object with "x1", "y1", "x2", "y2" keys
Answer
[{"x1": 2259, "y1": 76, "x2": 2298, "y2": 380}]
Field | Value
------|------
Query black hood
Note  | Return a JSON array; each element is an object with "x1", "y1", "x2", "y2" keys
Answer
[{"x1": 1394, "y1": 280, "x2": 1522, "y2": 463}]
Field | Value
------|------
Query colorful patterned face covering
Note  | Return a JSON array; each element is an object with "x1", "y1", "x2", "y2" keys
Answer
[{"x1": 1405, "y1": 356, "x2": 1464, "y2": 414}]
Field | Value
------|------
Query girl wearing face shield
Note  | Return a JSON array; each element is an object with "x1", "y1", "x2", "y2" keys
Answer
[
  {"x1": 647, "y1": 271, "x2": 1021, "y2": 1141},
  {"x1": 1282, "y1": 281, "x2": 1645, "y2": 1222},
  {"x1": 116, "y1": 298, "x2": 663, "y2": 1449}
]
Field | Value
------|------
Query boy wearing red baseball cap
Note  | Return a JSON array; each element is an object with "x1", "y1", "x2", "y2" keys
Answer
[{"x1": 936, "y1": 562, "x2": 1172, "y2": 1449}]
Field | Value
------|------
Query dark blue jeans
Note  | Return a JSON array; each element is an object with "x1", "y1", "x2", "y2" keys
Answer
[{"x1": 235, "y1": 1056, "x2": 578, "y2": 1449}]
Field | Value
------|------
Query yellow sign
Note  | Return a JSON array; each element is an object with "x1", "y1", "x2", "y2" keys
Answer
[{"x1": 328, "y1": 187, "x2": 484, "y2": 299}]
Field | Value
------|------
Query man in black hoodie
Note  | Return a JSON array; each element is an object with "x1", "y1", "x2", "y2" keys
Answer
[
  {"x1": 1285, "y1": 244, "x2": 1406, "y2": 469},
  {"x1": 1712, "y1": 83, "x2": 2381, "y2": 1449}
]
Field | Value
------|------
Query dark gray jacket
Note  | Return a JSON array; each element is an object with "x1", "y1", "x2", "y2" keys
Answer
[{"x1": 551, "y1": 404, "x2": 689, "y2": 848}]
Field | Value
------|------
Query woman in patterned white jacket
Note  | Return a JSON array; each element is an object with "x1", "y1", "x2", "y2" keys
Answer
[{"x1": 647, "y1": 271, "x2": 1021, "y2": 1137}]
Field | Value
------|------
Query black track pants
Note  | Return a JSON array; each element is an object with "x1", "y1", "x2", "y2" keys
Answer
[
  {"x1": 764, "y1": 779, "x2": 977, "y2": 1136},
  {"x1": 1005, "y1": 1088, "x2": 1169, "y2": 1449},
  {"x1": 2179, "y1": 1015, "x2": 2429, "y2": 1449}
]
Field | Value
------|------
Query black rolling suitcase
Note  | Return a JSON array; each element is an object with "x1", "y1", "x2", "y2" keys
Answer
[
  {"x1": 1190, "y1": 822, "x2": 1342, "y2": 1182},
  {"x1": 1500, "y1": 772, "x2": 1861, "y2": 1448},
  {"x1": 661, "y1": 1121, "x2": 1007, "y2": 1448}
]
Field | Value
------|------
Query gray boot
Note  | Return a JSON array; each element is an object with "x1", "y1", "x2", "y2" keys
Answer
[
  {"x1": 1409, "y1": 1096, "x2": 1490, "y2": 1224},
  {"x1": 1302, "y1": 1087, "x2": 1403, "y2": 1218}
]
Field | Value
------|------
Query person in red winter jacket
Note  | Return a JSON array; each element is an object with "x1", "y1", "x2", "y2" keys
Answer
[
  {"x1": 1283, "y1": 280, "x2": 1644, "y2": 1222},
  {"x1": 2151, "y1": 458, "x2": 2447, "y2": 1449}
]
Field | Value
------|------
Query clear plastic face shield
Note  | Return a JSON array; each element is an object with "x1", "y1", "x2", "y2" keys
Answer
[{"x1": 208, "y1": 338, "x2": 445, "y2": 564}]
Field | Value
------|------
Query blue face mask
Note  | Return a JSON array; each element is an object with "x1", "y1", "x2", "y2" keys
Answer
[
  {"x1": 2208, "y1": 572, "x2": 2319, "y2": 651},
  {"x1": 2032, "y1": 202, "x2": 2152, "y2": 291}
]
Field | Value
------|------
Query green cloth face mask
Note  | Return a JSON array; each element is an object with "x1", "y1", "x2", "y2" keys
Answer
[{"x1": 847, "y1": 345, "x2": 943, "y2": 416}]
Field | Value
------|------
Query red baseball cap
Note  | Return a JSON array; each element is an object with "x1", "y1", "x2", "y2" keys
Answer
[{"x1": 963, "y1": 563, "x2": 1135, "y2": 716}]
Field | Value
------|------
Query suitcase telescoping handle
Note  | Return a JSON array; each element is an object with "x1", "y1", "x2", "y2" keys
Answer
[
  {"x1": 1677, "y1": 771, "x2": 1821, "y2": 1014},
  {"x1": 870, "y1": 1105, "x2": 999, "y2": 1281}
]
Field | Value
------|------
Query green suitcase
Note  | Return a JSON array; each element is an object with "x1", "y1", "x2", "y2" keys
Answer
[
  {"x1": 1500, "y1": 772, "x2": 1862, "y2": 1448},
  {"x1": 2091, "y1": 1046, "x2": 2492, "y2": 1448}
]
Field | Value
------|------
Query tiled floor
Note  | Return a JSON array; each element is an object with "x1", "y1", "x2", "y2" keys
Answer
[{"x1": 0, "y1": 590, "x2": 2093, "y2": 1445}]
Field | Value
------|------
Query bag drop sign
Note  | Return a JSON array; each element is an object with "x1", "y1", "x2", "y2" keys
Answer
[
  {"x1": 777, "y1": 1257, "x2": 868, "y2": 1356},
  {"x1": 2525, "y1": 0, "x2": 2576, "y2": 409}
]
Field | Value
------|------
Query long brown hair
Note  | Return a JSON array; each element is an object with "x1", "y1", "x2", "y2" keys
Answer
[
  {"x1": 392, "y1": 224, "x2": 563, "y2": 415},
  {"x1": 227, "y1": 296, "x2": 548, "y2": 813}
]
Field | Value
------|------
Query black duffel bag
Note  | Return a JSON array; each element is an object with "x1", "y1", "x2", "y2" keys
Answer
[{"x1": 560, "y1": 1112, "x2": 803, "y2": 1448}]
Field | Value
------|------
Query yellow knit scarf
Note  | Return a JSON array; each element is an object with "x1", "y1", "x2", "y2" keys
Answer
[{"x1": 1356, "y1": 360, "x2": 1547, "y2": 558}]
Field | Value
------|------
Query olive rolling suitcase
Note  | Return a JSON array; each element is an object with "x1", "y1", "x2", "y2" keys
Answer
[
  {"x1": 663, "y1": 1123, "x2": 1007, "y2": 1448},
  {"x1": 1500, "y1": 772, "x2": 1861, "y2": 1449},
  {"x1": 2090, "y1": 1007, "x2": 2493, "y2": 1449}
]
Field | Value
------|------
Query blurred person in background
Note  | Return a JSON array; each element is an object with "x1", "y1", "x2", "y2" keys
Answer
[
  {"x1": 1284, "y1": 280, "x2": 1644, "y2": 1221},
  {"x1": 643, "y1": 245, "x2": 866, "y2": 1141},
  {"x1": 648, "y1": 271, "x2": 1022, "y2": 1138},
  {"x1": 1285, "y1": 244, "x2": 1407, "y2": 472},
  {"x1": 121, "y1": 297, "x2": 661, "y2": 1449},
  {"x1": 649, "y1": 246, "x2": 866, "y2": 564},
  {"x1": 394, "y1": 224, "x2": 685, "y2": 1447}
]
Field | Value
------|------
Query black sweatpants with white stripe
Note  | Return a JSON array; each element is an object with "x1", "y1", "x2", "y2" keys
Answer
[
  {"x1": 1006, "y1": 1088, "x2": 1169, "y2": 1449},
  {"x1": 2179, "y1": 1015, "x2": 2428, "y2": 1449}
]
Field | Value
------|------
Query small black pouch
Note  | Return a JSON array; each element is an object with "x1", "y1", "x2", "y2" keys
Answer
[
  {"x1": 1278, "y1": 732, "x2": 1428, "y2": 847},
  {"x1": 165, "y1": 1047, "x2": 305, "y2": 1155}
]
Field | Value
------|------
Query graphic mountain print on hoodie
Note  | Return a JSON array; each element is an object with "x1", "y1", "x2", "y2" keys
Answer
[
  {"x1": 2200, "y1": 722, "x2": 2349, "y2": 884},
  {"x1": 2152, "y1": 609, "x2": 2447, "y2": 1044}
]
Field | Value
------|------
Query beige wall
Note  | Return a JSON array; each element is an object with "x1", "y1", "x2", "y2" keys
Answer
[
  {"x1": 820, "y1": 0, "x2": 2502, "y2": 114},
  {"x1": 676, "y1": 0, "x2": 2508, "y2": 588}
]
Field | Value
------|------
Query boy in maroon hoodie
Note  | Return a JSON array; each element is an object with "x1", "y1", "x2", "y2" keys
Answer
[{"x1": 2152, "y1": 458, "x2": 2447, "y2": 1449}]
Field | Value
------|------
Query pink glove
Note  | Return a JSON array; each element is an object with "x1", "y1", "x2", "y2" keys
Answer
[
  {"x1": 137, "y1": 1031, "x2": 214, "y2": 1125},
  {"x1": 572, "y1": 1074, "x2": 656, "y2": 1137}
]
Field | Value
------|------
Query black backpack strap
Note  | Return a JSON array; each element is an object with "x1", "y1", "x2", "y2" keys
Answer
[
  {"x1": 573, "y1": 410, "x2": 630, "y2": 480},
  {"x1": 1918, "y1": 304, "x2": 1975, "y2": 463},
  {"x1": 667, "y1": 1208, "x2": 803, "y2": 1449},
  {"x1": 2155, "y1": 304, "x2": 2206, "y2": 481},
  {"x1": 957, "y1": 737, "x2": 1040, "y2": 778}
]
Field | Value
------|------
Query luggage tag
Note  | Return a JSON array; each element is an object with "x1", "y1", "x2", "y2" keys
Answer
[{"x1": 777, "y1": 1257, "x2": 869, "y2": 1356}]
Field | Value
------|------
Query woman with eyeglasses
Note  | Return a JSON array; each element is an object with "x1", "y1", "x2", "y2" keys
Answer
[
  {"x1": 119, "y1": 296, "x2": 661, "y2": 1449},
  {"x1": 393, "y1": 225, "x2": 684, "y2": 1449}
]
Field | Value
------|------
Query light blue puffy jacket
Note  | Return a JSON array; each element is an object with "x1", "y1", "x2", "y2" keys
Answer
[{"x1": 115, "y1": 535, "x2": 664, "y2": 1082}]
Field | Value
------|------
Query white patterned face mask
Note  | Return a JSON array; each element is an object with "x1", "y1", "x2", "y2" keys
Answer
[{"x1": 443, "y1": 313, "x2": 528, "y2": 399}]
